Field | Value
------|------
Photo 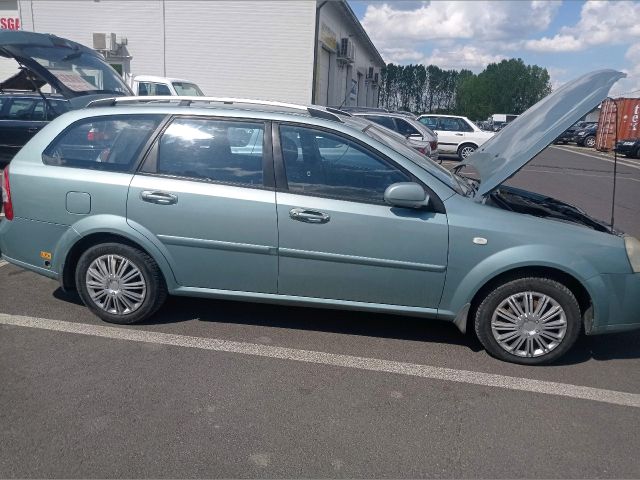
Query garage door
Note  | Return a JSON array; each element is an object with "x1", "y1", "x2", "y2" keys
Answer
[{"x1": 317, "y1": 48, "x2": 331, "y2": 105}]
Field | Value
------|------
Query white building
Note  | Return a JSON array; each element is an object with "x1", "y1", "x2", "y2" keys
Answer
[{"x1": 0, "y1": 0, "x2": 385, "y2": 107}]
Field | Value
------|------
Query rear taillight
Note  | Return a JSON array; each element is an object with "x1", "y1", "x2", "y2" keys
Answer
[
  {"x1": 430, "y1": 140, "x2": 438, "y2": 151},
  {"x1": 2, "y1": 166, "x2": 13, "y2": 221}
]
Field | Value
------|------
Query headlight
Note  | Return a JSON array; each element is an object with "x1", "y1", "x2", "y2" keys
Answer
[{"x1": 624, "y1": 236, "x2": 640, "y2": 273}]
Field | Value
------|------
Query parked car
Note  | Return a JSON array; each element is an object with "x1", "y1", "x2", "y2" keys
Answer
[
  {"x1": 352, "y1": 111, "x2": 439, "y2": 162},
  {"x1": 615, "y1": 138, "x2": 640, "y2": 158},
  {"x1": 575, "y1": 123, "x2": 598, "y2": 147},
  {"x1": 329, "y1": 106, "x2": 389, "y2": 114},
  {"x1": 2, "y1": 70, "x2": 639, "y2": 366},
  {"x1": 417, "y1": 114, "x2": 494, "y2": 160},
  {"x1": 0, "y1": 30, "x2": 131, "y2": 169},
  {"x1": 554, "y1": 121, "x2": 596, "y2": 144},
  {"x1": 0, "y1": 93, "x2": 69, "y2": 169},
  {"x1": 131, "y1": 75, "x2": 205, "y2": 97}
]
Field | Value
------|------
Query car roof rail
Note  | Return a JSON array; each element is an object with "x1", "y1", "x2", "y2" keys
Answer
[{"x1": 86, "y1": 96, "x2": 346, "y2": 123}]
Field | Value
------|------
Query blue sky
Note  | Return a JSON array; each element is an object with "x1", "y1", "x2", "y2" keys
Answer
[{"x1": 348, "y1": 1, "x2": 640, "y2": 96}]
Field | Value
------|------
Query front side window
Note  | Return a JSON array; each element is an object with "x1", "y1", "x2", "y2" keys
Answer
[
  {"x1": 43, "y1": 115, "x2": 163, "y2": 171},
  {"x1": 153, "y1": 83, "x2": 172, "y2": 96},
  {"x1": 172, "y1": 82, "x2": 204, "y2": 96},
  {"x1": 153, "y1": 118, "x2": 264, "y2": 187},
  {"x1": 280, "y1": 125, "x2": 409, "y2": 204}
]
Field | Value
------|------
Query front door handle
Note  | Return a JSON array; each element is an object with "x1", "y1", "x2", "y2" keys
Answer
[
  {"x1": 289, "y1": 208, "x2": 330, "y2": 224},
  {"x1": 454, "y1": 133, "x2": 464, "y2": 136},
  {"x1": 27, "y1": 127, "x2": 40, "y2": 133},
  {"x1": 140, "y1": 190, "x2": 178, "y2": 205}
]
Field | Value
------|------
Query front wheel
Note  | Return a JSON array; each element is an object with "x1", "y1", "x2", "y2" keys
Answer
[
  {"x1": 474, "y1": 277, "x2": 581, "y2": 365},
  {"x1": 457, "y1": 144, "x2": 477, "y2": 160},
  {"x1": 75, "y1": 243, "x2": 167, "y2": 324}
]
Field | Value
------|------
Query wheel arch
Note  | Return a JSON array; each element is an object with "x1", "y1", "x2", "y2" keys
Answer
[
  {"x1": 57, "y1": 216, "x2": 178, "y2": 292},
  {"x1": 460, "y1": 266, "x2": 592, "y2": 335}
]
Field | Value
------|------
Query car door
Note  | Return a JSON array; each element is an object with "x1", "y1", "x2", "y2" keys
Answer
[
  {"x1": 433, "y1": 117, "x2": 465, "y2": 153},
  {"x1": 274, "y1": 123, "x2": 448, "y2": 309},
  {"x1": 0, "y1": 98, "x2": 48, "y2": 164},
  {"x1": 127, "y1": 116, "x2": 278, "y2": 293}
]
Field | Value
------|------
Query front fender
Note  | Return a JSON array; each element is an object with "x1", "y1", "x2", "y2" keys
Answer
[
  {"x1": 54, "y1": 214, "x2": 179, "y2": 290},
  {"x1": 440, "y1": 244, "x2": 601, "y2": 319}
]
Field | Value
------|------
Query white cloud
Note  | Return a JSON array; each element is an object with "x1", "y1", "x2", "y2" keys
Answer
[
  {"x1": 525, "y1": 35, "x2": 583, "y2": 52},
  {"x1": 361, "y1": 1, "x2": 560, "y2": 45},
  {"x1": 610, "y1": 43, "x2": 640, "y2": 97},
  {"x1": 524, "y1": 0, "x2": 640, "y2": 52},
  {"x1": 423, "y1": 45, "x2": 506, "y2": 71},
  {"x1": 380, "y1": 47, "x2": 425, "y2": 64}
]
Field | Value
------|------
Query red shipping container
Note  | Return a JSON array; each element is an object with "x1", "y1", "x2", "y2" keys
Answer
[{"x1": 596, "y1": 98, "x2": 640, "y2": 151}]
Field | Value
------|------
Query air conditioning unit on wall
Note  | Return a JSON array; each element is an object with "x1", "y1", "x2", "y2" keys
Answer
[
  {"x1": 337, "y1": 38, "x2": 355, "y2": 63},
  {"x1": 92, "y1": 32, "x2": 118, "y2": 52}
]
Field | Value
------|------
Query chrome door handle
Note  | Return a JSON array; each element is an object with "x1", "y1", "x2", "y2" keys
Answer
[
  {"x1": 140, "y1": 190, "x2": 178, "y2": 205},
  {"x1": 289, "y1": 208, "x2": 330, "y2": 224}
]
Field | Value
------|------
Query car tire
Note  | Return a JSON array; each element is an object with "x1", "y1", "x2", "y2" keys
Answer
[
  {"x1": 636, "y1": 147, "x2": 640, "y2": 159},
  {"x1": 474, "y1": 276, "x2": 581, "y2": 365},
  {"x1": 457, "y1": 143, "x2": 477, "y2": 160},
  {"x1": 75, "y1": 242, "x2": 167, "y2": 325},
  {"x1": 583, "y1": 136, "x2": 596, "y2": 148}
]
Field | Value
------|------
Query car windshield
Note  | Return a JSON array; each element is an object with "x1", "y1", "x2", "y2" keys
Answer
[
  {"x1": 362, "y1": 123, "x2": 463, "y2": 193},
  {"x1": 172, "y1": 82, "x2": 204, "y2": 96},
  {"x1": 21, "y1": 46, "x2": 130, "y2": 95}
]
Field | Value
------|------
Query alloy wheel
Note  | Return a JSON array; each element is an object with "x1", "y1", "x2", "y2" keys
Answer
[
  {"x1": 490, "y1": 291, "x2": 567, "y2": 358},
  {"x1": 85, "y1": 254, "x2": 147, "y2": 315},
  {"x1": 459, "y1": 145, "x2": 476, "y2": 159}
]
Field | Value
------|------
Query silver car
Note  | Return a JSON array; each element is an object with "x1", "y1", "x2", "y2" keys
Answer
[
  {"x1": 351, "y1": 112, "x2": 439, "y2": 162},
  {"x1": 1, "y1": 71, "x2": 639, "y2": 365}
]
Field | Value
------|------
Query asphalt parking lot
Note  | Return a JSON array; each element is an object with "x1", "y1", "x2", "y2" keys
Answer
[{"x1": 1, "y1": 146, "x2": 639, "y2": 478}]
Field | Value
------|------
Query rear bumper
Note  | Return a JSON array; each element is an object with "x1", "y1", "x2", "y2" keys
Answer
[
  {"x1": 615, "y1": 144, "x2": 637, "y2": 155},
  {"x1": 586, "y1": 273, "x2": 640, "y2": 334}
]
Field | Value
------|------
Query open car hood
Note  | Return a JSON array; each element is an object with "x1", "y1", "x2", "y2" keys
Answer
[
  {"x1": 461, "y1": 69, "x2": 625, "y2": 199},
  {"x1": 0, "y1": 30, "x2": 131, "y2": 105}
]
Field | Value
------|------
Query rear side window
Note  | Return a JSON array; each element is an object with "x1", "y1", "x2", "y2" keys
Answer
[
  {"x1": 418, "y1": 116, "x2": 438, "y2": 129},
  {"x1": 137, "y1": 82, "x2": 171, "y2": 96},
  {"x1": 43, "y1": 115, "x2": 163, "y2": 171},
  {"x1": 6, "y1": 98, "x2": 37, "y2": 120},
  {"x1": 149, "y1": 118, "x2": 265, "y2": 187},
  {"x1": 363, "y1": 115, "x2": 396, "y2": 131},
  {"x1": 395, "y1": 118, "x2": 421, "y2": 136}
]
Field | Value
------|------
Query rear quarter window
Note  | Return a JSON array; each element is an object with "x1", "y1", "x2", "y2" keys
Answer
[{"x1": 42, "y1": 115, "x2": 163, "y2": 172}]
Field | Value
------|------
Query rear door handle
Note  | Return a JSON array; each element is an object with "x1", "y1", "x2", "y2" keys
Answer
[
  {"x1": 140, "y1": 190, "x2": 178, "y2": 205},
  {"x1": 27, "y1": 127, "x2": 40, "y2": 133},
  {"x1": 289, "y1": 208, "x2": 330, "y2": 224},
  {"x1": 454, "y1": 133, "x2": 464, "y2": 136}
]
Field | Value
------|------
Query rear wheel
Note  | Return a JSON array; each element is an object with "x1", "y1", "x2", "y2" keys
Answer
[
  {"x1": 584, "y1": 135, "x2": 596, "y2": 148},
  {"x1": 457, "y1": 143, "x2": 477, "y2": 160},
  {"x1": 474, "y1": 277, "x2": 581, "y2": 365},
  {"x1": 75, "y1": 243, "x2": 167, "y2": 324}
]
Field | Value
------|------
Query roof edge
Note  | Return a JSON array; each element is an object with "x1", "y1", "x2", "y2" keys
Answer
[{"x1": 334, "y1": 0, "x2": 385, "y2": 67}]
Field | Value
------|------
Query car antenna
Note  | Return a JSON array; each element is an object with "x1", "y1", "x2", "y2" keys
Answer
[{"x1": 607, "y1": 98, "x2": 619, "y2": 229}]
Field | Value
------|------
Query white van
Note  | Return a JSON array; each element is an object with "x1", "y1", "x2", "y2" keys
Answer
[{"x1": 130, "y1": 76, "x2": 204, "y2": 97}]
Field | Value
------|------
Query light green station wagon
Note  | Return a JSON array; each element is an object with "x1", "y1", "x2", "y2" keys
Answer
[{"x1": 1, "y1": 70, "x2": 639, "y2": 364}]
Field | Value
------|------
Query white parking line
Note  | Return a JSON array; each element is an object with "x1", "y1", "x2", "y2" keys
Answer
[
  {"x1": 1, "y1": 313, "x2": 639, "y2": 409},
  {"x1": 551, "y1": 146, "x2": 640, "y2": 170},
  {"x1": 0, "y1": 260, "x2": 8, "y2": 268}
]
